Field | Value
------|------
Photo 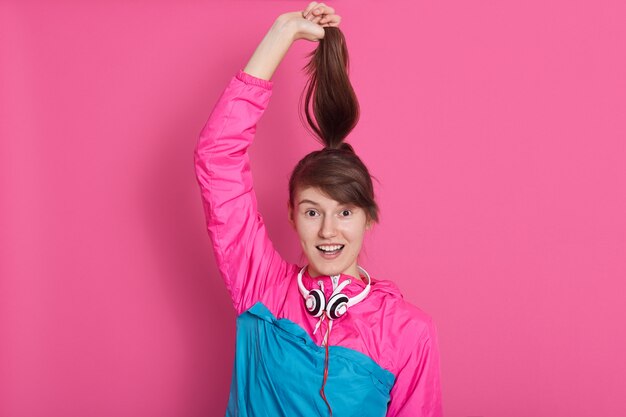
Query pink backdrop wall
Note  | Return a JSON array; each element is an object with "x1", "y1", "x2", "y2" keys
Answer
[{"x1": 1, "y1": 1, "x2": 625, "y2": 416}]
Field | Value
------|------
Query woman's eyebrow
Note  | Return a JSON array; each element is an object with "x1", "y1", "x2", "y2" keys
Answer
[{"x1": 298, "y1": 199, "x2": 319, "y2": 206}]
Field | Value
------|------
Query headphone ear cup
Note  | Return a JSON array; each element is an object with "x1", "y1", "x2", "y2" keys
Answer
[
  {"x1": 326, "y1": 293, "x2": 349, "y2": 320},
  {"x1": 306, "y1": 288, "x2": 326, "y2": 317}
]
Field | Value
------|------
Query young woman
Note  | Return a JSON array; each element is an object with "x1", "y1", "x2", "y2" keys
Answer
[{"x1": 194, "y1": 3, "x2": 443, "y2": 416}]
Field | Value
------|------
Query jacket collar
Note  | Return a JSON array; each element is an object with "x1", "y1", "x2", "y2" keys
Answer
[{"x1": 300, "y1": 265, "x2": 369, "y2": 297}]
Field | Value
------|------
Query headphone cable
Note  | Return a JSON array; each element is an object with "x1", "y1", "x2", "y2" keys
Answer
[{"x1": 320, "y1": 324, "x2": 333, "y2": 416}]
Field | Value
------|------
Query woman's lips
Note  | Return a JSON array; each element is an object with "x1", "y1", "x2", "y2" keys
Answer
[{"x1": 316, "y1": 244, "x2": 345, "y2": 258}]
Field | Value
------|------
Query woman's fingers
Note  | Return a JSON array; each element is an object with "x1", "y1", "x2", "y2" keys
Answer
[
  {"x1": 311, "y1": 12, "x2": 324, "y2": 24},
  {"x1": 319, "y1": 4, "x2": 335, "y2": 15},
  {"x1": 320, "y1": 14, "x2": 341, "y2": 26},
  {"x1": 302, "y1": 2, "x2": 319, "y2": 19},
  {"x1": 303, "y1": 2, "x2": 335, "y2": 21},
  {"x1": 296, "y1": 1, "x2": 341, "y2": 35},
  {"x1": 311, "y1": 3, "x2": 334, "y2": 16}
]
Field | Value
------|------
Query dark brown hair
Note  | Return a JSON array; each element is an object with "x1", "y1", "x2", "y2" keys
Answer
[{"x1": 289, "y1": 27, "x2": 379, "y2": 223}]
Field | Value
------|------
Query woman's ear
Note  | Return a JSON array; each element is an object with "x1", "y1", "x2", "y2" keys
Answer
[{"x1": 287, "y1": 202, "x2": 295, "y2": 228}]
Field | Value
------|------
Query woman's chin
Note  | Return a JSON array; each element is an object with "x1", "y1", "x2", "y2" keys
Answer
[{"x1": 310, "y1": 261, "x2": 347, "y2": 278}]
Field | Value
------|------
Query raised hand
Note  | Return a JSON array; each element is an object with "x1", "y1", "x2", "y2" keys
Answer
[
  {"x1": 243, "y1": 2, "x2": 342, "y2": 80},
  {"x1": 280, "y1": 2, "x2": 342, "y2": 42}
]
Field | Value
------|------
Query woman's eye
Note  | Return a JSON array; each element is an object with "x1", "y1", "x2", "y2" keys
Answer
[
  {"x1": 305, "y1": 210, "x2": 318, "y2": 217},
  {"x1": 341, "y1": 210, "x2": 352, "y2": 216}
]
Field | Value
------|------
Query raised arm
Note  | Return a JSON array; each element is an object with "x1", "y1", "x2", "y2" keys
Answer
[{"x1": 194, "y1": 4, "x2": 339, "y2": 315}]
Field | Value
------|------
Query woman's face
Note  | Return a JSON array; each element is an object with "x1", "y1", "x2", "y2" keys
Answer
[{"x1": 289, "y1": 186, "x2": 372, "y2": 279}]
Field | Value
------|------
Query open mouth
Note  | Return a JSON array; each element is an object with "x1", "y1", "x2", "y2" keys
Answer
[{"x1": 316, "y1": 244, "x2": 345, "y2": 256}]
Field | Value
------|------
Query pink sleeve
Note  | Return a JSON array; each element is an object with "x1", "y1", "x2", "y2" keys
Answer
[
  {"x1": 386, "y1": 318, "x2": 444, "y2": 417},
  {"x1": 194, "y1": 69, "x2": 290, "y2": 315}
]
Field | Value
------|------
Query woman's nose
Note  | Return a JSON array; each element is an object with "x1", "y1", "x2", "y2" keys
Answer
[{"x1": 318, "y1": 216, "x2": 337, "y2": 238}]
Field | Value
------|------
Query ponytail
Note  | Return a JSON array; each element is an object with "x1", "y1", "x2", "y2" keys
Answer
[{"x1": 299, "y1": 27, "x2": 360, "y2": 151}]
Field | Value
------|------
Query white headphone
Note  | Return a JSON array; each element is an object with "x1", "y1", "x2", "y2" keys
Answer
[{"x1": 297, "y1": 264, "x2": 371, "y2": 320}]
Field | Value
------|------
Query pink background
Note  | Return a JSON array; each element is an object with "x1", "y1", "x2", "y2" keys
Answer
[{"x1": 1, "y1": 1, "x2": 625, "y2": 416}]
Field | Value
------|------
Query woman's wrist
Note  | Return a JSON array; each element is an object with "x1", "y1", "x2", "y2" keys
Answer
[{"x1": 243, "y1": 17, "x2": 298, "y2": 82}]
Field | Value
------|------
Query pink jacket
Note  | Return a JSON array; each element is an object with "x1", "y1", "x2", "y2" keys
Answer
[{"x1": 194, "y1": 69, "x2": 443, "y2": 417}]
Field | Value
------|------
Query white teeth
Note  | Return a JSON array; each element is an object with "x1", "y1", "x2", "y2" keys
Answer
[{"x1": 317, "y1": 245, "x2": 344, "y2": 252}]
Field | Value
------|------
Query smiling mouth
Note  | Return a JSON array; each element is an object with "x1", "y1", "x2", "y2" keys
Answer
[{"x1": 316, "y1": 245, "x2": 345, "y2": 255}]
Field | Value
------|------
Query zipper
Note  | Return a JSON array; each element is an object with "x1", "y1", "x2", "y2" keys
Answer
[{"x1": 320, "y1": 274, "x2": 341, "y2": 347}]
